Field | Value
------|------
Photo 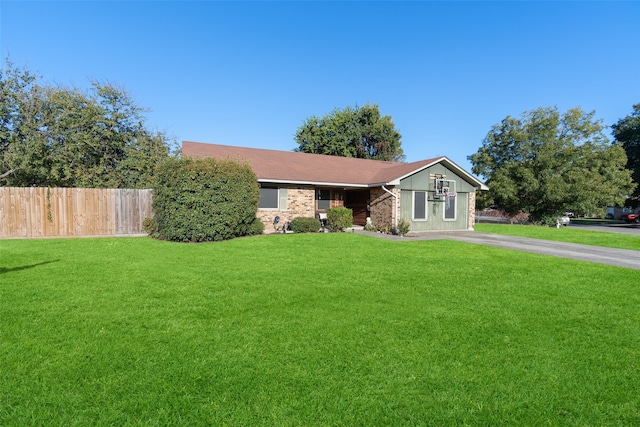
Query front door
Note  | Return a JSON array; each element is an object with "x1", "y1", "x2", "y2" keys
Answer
[{"x1": 345, "y1": 190, "x2": 369, "y2": 225}]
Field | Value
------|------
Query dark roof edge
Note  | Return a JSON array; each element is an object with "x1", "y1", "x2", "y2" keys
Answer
[{"x1": 258, "y1": 179, "x2": 369, "y2": 188}]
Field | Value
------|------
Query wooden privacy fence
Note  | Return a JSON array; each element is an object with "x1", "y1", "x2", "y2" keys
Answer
[{"x1": 0, "y1": 187, "x2": 153, "y2": 238}]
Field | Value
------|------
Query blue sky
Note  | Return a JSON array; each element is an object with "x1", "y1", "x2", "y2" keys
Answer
[{"x1": 1, "y1": 1, "x2": 639, "y2": 173}]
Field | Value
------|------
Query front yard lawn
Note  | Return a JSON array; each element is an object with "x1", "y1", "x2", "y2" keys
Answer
[{"x1": 2, "y1": 234, "x2": 639, "y2": 425}]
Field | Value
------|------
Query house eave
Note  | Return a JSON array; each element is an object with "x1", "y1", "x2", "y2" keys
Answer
[
  {"x1": 258, "y1": 178, "x2": 370, "y2": 188},
  {"x1": 369, "y1": 181, "x2": 399, "y2": 187}
]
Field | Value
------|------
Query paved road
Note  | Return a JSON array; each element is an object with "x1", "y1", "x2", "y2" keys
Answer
[{"x1": 355, "y1": 229, "x2": 640, "y2": 270}]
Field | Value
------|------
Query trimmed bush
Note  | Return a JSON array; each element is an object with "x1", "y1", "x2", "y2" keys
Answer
[
  {"x1": 246, "y1": 217, "x2": 265, "y2": 236},
  {"x1": 152, "y1": 157, "x2": 259, "y2": 242},
  {"x1": 290, "y1": 217, "x2": 321, "y2": 233},
  {"x1": 326, "y1": 207, "x2": 353, "y2": 232}
]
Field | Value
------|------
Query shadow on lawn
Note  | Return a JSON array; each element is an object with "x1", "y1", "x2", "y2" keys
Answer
[{"x1": 0, "y1": 260, "x2": 59, "y2": 275}]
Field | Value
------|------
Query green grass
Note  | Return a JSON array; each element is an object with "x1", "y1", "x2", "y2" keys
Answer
[
  {"x1": 475, "y1": 222, "x2": 640, "y2": 250},
  {"x1": 2, "y1": 234, "x2": 639, "y2": 426}
]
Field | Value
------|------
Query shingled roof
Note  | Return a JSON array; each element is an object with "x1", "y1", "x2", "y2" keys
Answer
[{"x1": 182, "y1": 141, "x2": 487, "y2": 189}]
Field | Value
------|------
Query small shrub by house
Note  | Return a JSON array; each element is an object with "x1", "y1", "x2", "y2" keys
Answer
[
  {"x1": 247, "y1": 217, "x2": 265, "y2": 236},
  {"x1": 290, "y1": 217, "x2": 321, "y2": 233},
  {"x1": 326, "y1": 207, "x2": 353, "y2": 232}
]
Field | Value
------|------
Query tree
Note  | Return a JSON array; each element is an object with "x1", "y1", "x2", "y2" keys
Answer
[
  {"x1": 469, "y1": 106, "x2": 634, "y2": 223},
  {"x1": 295, "y1": 104, "x2": 404, "y2": 161},
  {"x1": 612, "y1": 103, "x2": 640, "y2": 208},
  {"x1": 0, "y1": 59, "x2": 176, "y2": 188},
  {"x1": 0, "y1": 59, "x2": 43, "y2": 183}
]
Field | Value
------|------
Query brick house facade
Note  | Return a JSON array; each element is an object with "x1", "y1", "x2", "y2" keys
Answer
[
  {"x1": 369, "y1": 186, "x2": 400, "y2": 231},
  {"x1": 255, "y1": 187, "x2": 315, "y2": 232},
  {"x1": 182, "y1": 141, "x2": 488, "y2": 232}
]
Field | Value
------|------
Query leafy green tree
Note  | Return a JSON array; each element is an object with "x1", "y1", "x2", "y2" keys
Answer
[
  {"x1": 469, "y1": 106, "x2": 634, "y2": 222},
  {"x1": 0, "y1": 59, "x2": 44, "y2": 183},
  {"x1": 295, "y1": 103, "x2": 404, "y2": 161},
  {"x1": 612, "y1": 103, "x2": 640, "y2": 208},
  {"x1": 0, "y1": 59, "x2": 176, "y2": 188}
]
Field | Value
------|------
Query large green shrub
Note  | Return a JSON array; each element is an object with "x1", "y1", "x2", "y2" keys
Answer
[
  {"x1": 326, "y1": 207, "x2": 353, "y2": 232},
  {"x1": 152, "y1": 157, "x2": 259, "y2": 242},
  {"x1": 290, "y1": 217, "x2": 321, "y2": 233}
]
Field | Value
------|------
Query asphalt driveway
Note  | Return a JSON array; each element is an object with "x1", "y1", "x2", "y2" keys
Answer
[
  {"x1": 568, "y1": 221, "x2": 640, "y2": 235},
  {"x1": 356, "y1": 229, "x2": 640, "y2": 270}
]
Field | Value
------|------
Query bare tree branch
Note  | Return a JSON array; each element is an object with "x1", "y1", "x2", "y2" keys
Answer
[{"x1": 0, "y1": 169, "x2": 16, "y2": 180}]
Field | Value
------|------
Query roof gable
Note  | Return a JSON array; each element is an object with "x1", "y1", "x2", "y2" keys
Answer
[{"x1": 182, "y1": 141, "x2": 487, "y2": 189}]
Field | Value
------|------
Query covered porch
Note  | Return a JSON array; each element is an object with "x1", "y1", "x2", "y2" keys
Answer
[{"x1": 314, "y1": 188, "x2": 371, "y2": 226}]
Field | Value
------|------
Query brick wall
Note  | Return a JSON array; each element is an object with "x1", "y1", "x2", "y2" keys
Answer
[
  {"x1": 369, "y1": 186, "x2": 400, "y2": 230},
  {"x1": 467, "y1": 191, "x2": 476, "y2": 230},
  {"x1": 287, "y1": 187, "x2": 316, "y2": 218},
  {"x1": 257, "y1": 185, "x2": 408, "y2": 232},
  {"x1": 256, "y1": 186, "x2": 315, "y2": 232}
]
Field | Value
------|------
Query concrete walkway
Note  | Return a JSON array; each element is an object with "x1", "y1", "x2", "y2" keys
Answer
[{"x1": 355, "y1": 230, "x2": 640, "y2": 270}]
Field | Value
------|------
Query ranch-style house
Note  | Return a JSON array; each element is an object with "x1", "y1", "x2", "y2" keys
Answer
[{"x1": 182, "y1": 141, "x2": 488, "y2": 232}]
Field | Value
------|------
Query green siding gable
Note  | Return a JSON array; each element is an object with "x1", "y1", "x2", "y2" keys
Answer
[
  {"x1": 400, "y1": 189, "x2": 469, "y2": 231},
  {"x1": 398, "y1": 164, "x2": 475, "y2": 193},
  {"x1": 398, "y1": 163, "x2": 474, "y2": 231}
]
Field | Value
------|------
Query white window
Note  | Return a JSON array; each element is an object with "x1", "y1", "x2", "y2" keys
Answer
[
  {"x1": 259, "y1": 186, "x2": 279, "y2": 209},
  {"x1": 317, "y1": 189, "x2": 331, "y2": 210},
  {"x1": 413, "y1": 191, "x2": 427, "y2": 220},
  {"x1": 444, "y1": 193, "x2": 456, "y2": 220}
]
